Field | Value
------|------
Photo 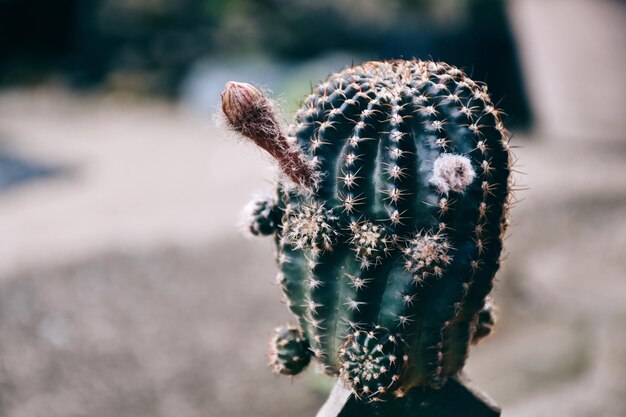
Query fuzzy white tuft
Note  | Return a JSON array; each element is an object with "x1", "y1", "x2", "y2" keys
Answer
[{"x1": 430, "y1": 153, "x2": 476, "y2": 194}]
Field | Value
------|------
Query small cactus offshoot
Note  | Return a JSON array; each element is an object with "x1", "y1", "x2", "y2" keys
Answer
[
  {"x1": 242, "y1": 194, "x2": 282, "y2": 236},
  {"x1": 269, "y1": 326, "x2": 312, "y2": 376},
  {"x1": 338, "y1": 326, "x2": 408, "y2": 400},
  {"x1": 222, "y1": 59, "x2": 513, "y2": 407}
]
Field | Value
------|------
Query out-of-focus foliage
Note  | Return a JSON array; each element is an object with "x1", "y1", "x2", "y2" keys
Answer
[{"x1": 0, "y1": 0, "x2": 531, "y2": 127}]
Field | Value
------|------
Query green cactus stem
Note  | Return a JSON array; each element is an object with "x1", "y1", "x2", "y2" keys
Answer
[{"x1": 222, "y1": 59, "x2": 512, "y2": 414}]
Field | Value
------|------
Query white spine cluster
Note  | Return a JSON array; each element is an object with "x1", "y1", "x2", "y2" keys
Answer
[
  {"x1": 283, "y1": 202, "x2": 338, "y2": 254},
  {"x1": 403, "y1": 231, "x2": 452, "y2": 282},
  {"x1": 349, "y1": 221, "x2": 390, "y2": 269}
]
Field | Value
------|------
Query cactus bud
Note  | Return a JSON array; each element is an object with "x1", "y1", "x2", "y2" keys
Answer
[
  {"x1": 221, "y1": 82, "x2": 266, "y2": 134},
  {"x1": 221, "y1": 82, "x2": 316, "y2": 189}
]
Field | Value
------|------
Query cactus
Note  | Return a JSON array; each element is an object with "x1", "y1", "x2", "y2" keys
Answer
[
  {"x1": 222, "y1": 59, "x2": 512, "y2": 413},
  {"x1": 269, "y1": 325, "x2": 312, "y2": 376}
]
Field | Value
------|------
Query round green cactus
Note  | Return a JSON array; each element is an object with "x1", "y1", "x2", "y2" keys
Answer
[{"x1": 224, "y1": 59, "x2": 512, "y2": 404}]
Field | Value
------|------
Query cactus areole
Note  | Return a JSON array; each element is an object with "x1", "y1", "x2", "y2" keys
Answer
[{"x1": 223, "y1": 60, "x2": 512, "y2": 413}]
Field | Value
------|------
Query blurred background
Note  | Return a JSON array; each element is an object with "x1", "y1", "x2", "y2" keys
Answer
[{"x1": 0, "y1": 0, "x2": 625, "y2": 416}]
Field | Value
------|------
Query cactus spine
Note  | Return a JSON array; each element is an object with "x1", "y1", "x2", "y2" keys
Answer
[{"x1": 223, "y1": 59, "x2": 512, "y2": 402}]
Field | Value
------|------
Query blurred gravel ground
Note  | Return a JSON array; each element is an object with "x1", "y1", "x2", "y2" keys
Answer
[{"x1": 0, "y1": 240, "x2": 324, "y2": 417}]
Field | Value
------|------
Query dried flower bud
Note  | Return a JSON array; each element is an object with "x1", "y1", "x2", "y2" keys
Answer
[
  {"x1": 221, "y1": 81, "x2": 316, "y2": 189},
  {"x1": 221, "y1": 81, "x2": 265, "y2": 130}
]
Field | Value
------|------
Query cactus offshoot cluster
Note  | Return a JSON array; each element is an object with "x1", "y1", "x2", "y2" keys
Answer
[{"x1": 223, "y1": 59, "x2": 513, "y2": 401}]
